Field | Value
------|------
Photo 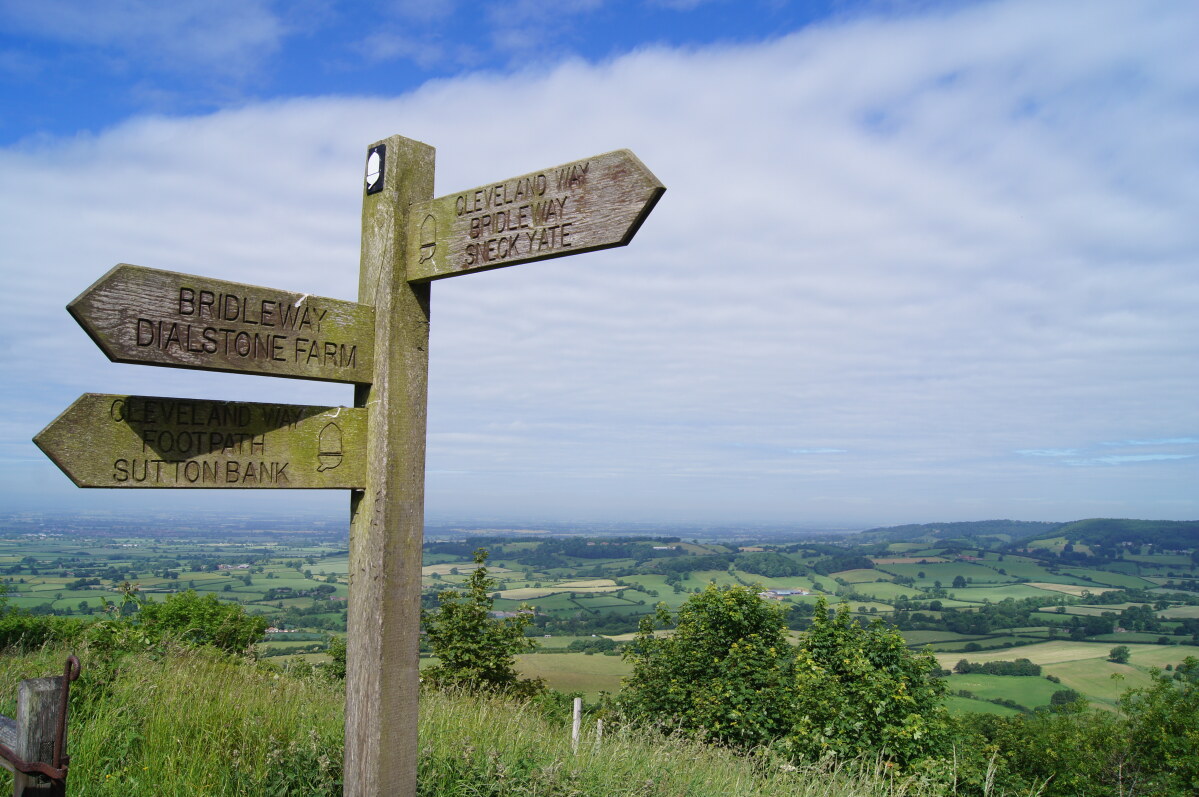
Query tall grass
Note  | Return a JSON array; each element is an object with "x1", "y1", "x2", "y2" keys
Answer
[
  {"x1": 1, "y1": 643, "x2": 998, "y2": 795},
  {"x1": 419, "y1": 688, "x2": 947, "y2": 797},
  {"x1": 1, "y1": 644, "x2": 342, "y2": 796}
]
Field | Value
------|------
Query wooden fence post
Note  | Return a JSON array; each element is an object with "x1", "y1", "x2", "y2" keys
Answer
[
  {"x1": 10, "y1": 677, "x2": 64, "y2": 796},
  {"x1": 571, "y1": 698, "x2": 582, "y2": 753}
]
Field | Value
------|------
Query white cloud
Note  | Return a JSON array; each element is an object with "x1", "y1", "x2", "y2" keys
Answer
[
  {"x1": 0, "y1": 0, "x2": 284, "y2": 77},
  {"x1": 2, "y1": 0, "x2": 1198, "y2": 523}
]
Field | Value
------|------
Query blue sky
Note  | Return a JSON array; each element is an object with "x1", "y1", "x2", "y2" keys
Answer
[
  {"x1": 2, "y1": 0, "x2": 1197, "y2": 527},
  {"x1": 0, "y1": 0, "x2": 860, "y2": 143}
]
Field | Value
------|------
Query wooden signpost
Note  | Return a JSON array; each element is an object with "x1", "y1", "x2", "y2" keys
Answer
[{"x1": 34, "y1": 134, "x2": 663, "y2": 797}]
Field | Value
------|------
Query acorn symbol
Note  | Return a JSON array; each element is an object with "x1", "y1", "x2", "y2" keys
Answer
[
  {"x1": 317, "y1": 422, "x2": 343, "y2": 472},
  {"x1": 365, "y1": 150, "x2": 382, "y2": 191},
  {"x1": 419, "y1": 214, "x2": 437, "y2": 265}
]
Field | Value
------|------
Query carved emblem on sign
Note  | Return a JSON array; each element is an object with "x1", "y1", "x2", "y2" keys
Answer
[
  {"x1": 419, "y1": 214, "x2": 438, "y2": 265},
  {"x1": 317, "y1": 421, "x2": 344, "y2": 472}
]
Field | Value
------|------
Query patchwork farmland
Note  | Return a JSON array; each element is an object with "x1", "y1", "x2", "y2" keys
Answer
[{"x1": 3, "y1": 514, "x2": 1198, "y2": 714}]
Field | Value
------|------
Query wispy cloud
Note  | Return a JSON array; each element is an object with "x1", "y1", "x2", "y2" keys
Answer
[
  {"x1": 1016, "y1": 449, "x2": 1077, "y2": 458},
  {"x1": 1020, "y1": 437, "x2": 1199, "y2": 467},
  {"x1": 0, "y1": 0, "x2": 284, "y2": 78},
  {"x1": 1074, "y1": 454, "x2": 1195, "y2": 466}
]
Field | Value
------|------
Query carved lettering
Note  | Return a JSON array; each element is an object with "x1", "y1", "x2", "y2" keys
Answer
[
  {"x1": 111, "y1": 457, "x2": 291, "y2": 485},
  {"x1": 38, "y1": 394, "x2": 366, "y2": 489},
  {"x1": 453, "y1": 161, "x2": 587, "y2": 270},
  {"x1": 77, "y1": 269, "x2": 369, "y2": 379}
]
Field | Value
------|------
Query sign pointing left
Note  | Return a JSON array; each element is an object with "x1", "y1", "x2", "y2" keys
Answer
[
  {"x1": 69, "y1": 264, "x2": 376, "y2": 383},
  {"x1": 34, "y1": 394, "x2": 367, "y2": 489}
]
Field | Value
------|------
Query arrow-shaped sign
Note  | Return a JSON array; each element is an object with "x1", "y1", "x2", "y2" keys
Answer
[
  {"x1": 34, "y1": 394, "x2": 367, "y2": 489},
  {"x1": 405, "y1": 149, "x2": 664, "y2": 282},
  {"x1": 69, "y1": 264, "x2": 375, "y2": 383}
]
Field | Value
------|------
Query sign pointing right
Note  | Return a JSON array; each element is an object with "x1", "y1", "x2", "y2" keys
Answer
[{"x1": 405, "y1": 149, "x2": 664, "y2": 282}]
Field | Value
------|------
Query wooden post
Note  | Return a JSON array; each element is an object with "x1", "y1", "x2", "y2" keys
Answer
[
  {"x1": 345, "y1": 135, "x2": 434, "y2": 796},
  {"x1": 571, "y1": 697, "x2": 582, "y2": 752},
  {"x1": 12, "y1": 677, "x2": 63, "y2": 797}
]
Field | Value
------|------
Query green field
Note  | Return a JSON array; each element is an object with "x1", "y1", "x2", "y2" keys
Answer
[
  {"x1": 831, "y1": 568, "x2": 889, "y2": 584},
  {"x1": 513, "y1": 652, "x2": 632, "y2": 699},
  {"x1": 934, "y1": 640, "x2": 1199, "y2": 707},
  {"x1": 934, "y1": 640, "x2": 1111, "y2": 670},
  {"x1": 1035, "y1": 603, "x2": 1142, "y2": 617},
  {"x1": 943, "y1": 695, "x2": 1023, "y2": 716},
  {"x1": 1159, "y1": 605, "x2": 1199, "y2": 619},
  {"x1": 1043, "y1": 659, "x2": 1153, "y2": 706},
  {"x1": 946, "y1": 584, "x2": 1063, "y2": 602},
  {"x1": 875, "y1": 560, "x2": 1009, "y2": 586},
  {"x1": 847, "y1": 582, "x2": 925, "y2": 600},
  {"x1": 931, "y1": 635, "x2": 1040, "y2": 652},
  {"x1": 1089, "y1": 632, "x2": 1175, "y2": 644},
  {"x1": 900, "y1": 630, "x2": 990, "y2": 646},
  {"x1": 946, "y1": 673, "x2": 1061, "y2": 708},
  {"x1": 1058, "y1": 568, "x2": 1157, "y2": 589}
]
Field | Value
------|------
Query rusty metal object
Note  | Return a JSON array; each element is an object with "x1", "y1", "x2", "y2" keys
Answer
[{"x1": 52, "y1": 655, "x2": 81, "y2": 774}]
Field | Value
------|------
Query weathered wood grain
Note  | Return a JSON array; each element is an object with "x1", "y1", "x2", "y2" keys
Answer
[
  {"x1": 405, "y1": 149, "x2": 664, "y2": 282},
  {"x1": 68, "y1": 264, "x2": 375, "y2": 383},
  {"x1": 0, "y1": 716, "x2": 17, "y2": 761},
  {"x1": 345, "y1": 135, "x2": 434, "y2": 797},
  {"x1": 33, "y1": 394, "x2": 366, "y2": 489},
  {"x1": 10, "y1": 677, "x2": 61, "y2": 794}
]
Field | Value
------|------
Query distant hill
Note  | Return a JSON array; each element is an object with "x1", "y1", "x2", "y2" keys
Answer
[
  {"x1": 860, "y1": 517, "x2": 1199, "y2": 553},
  {"x1": 1025, "y1": 518, "x2": 1199, "y2": 549},
  {"x1": 858, "y1": 519, "x2": 1061, "y2": 546}
]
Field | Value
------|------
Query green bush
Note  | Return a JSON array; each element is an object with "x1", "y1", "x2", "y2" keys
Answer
[
  {"x1": 421, "y1": 549, "x2": 543, "y2": 697},
  {"x1": 784, "y1": 599, "x2": 948, "y2": 766},
  {"x1": 134, "y1": 590, "x2": 268, "y2": 654},
  {"x1": 0, "y1": 611, "x2": 85, "y2": 650},
  {"x1": 621, "y1": 589, "x2": 949, "y2": 766},
  {"x1": 620, "y1": 584, "x2": 793, "y2": 748},
  {"x1": 1118, "y1": 656, "x2": 1199, "y2": 794}
]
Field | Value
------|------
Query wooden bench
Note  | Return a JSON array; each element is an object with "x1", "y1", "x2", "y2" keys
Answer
[{"x1": 0, "y1": 657, "x2": 79, "y2": 797}]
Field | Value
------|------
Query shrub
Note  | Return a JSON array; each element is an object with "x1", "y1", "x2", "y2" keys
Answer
[
  {"x1": 0, "y1": 612, "x2": 84, "y2": 651},
  {"x1": 1050, "y1": 688, "x2": 1083, "y2": 707},
  {"x1": 134, "y1": 590, "x2": 268, "y2": 654},
  {"x1": 421, "y1": 549, "x2": 542, "y2": 697},
  {"x1": 785, "y1": 598, "x2": 948, "y2": 765},
  {"x1": 621, "y1": 590, "x2": 949, "y2": 766},
  {"x1": 1118, "y1": 656, "x2": 1199, "y2": 794},
  {"x1": 619, "y1": 584, "x2": 793, "y2": 748}
]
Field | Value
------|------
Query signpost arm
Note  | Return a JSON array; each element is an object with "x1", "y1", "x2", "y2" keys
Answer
[{"x1": 347, "y1": 134, "x2": 435, "y2": 797}]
